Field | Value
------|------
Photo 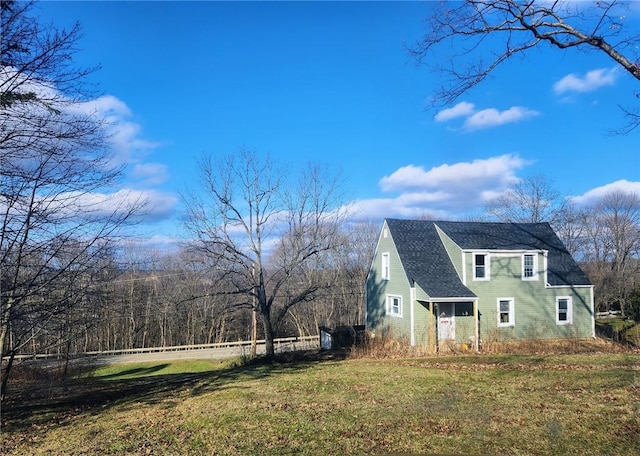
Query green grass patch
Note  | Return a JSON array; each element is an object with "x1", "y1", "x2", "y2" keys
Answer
[
  {"x1": 598, "y1": 318, "x2": 635, "y2": 332},
  {"x1": 625, "y1": 324, "x2": 640, "y2": 346},
  {"x1": 86, "y1": 358, "x2": 239, "y2": 380},
  {"x1": 597, "y1": 318, "x2": 639, "y2": 346},
  {"x1": 3, "y1": 351, "x2": 640, "y2": 455}
]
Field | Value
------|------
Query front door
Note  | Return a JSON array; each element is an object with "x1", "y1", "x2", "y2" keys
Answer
[{"x1": 438, "y1": 303, "x2": 455, "y2": 341}]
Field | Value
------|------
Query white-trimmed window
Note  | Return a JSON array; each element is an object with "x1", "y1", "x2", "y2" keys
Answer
[
  {"x1": 497, "y1": 298, "x2": 515, "y2": 327},
  {"x1": 522, "y1": 253, "x2": 538, "y2": 280},
  {"x1": 381, "y1": 252, "x2": 390, "y2": 280},
  {"x1": 556, "y1": 296, "x2": 573, "y2": 325},
  {"x1": 386, "y1": 294, "x2": 402, "y2": 318},
  {"x1": 474, "y1": 253, "x2": 489, "y2": 280}
]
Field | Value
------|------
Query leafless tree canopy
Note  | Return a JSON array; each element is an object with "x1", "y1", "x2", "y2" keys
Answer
[
  {"x1": 182, "y1": 149, "x2": 349, "y2": 358},
  {"x1": 580, "y1": 190, "x2": 640, "y2": 316},
  {"x1": 1, "y1": 1, "x2": 144, "y2": 396},
  {"x1": 411, "y1": 0, "x2": 640, "y2": 130},
  {"x1": 485, "y1": 174, "x2": 567, "y2": 224}
]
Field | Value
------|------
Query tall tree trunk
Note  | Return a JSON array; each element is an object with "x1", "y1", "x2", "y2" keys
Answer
[
  {"x1": 250, "y1": 308, "x2": 257, "y2": 358},
  {"x1": 261, "y1": 308, "x2": 275, "y2": 359},
  {"x1": 1, "y1": 352, "x2": 15, "y2": 400}
]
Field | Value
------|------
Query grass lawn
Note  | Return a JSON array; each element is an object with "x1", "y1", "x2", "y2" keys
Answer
[
  {"x1": 2, "y1": 350, "x2": 640, "y2": 455},
  {"x1": 596, "y1": 318, "x2": 640, "y2": 347}
]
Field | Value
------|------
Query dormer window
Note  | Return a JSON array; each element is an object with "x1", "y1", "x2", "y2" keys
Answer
[
  {"x1": 474, "y1": 253, "x2": 489, "y2": 280},
  {"x1": 522, "y1": 253, "x2": 538, "y2": 281}
]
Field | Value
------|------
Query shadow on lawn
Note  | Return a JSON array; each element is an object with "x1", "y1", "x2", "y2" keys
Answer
[
  {"x1": 1, "y1": 349, "x2": 348, "y2": 435},
  {"x1": 97, "y1": 363, "x2": 172, "y2": 379}
]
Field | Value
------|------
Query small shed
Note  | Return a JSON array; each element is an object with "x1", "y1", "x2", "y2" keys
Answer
[{"x1": 319, "y1": 325, "x2": 365, "y2": 350}]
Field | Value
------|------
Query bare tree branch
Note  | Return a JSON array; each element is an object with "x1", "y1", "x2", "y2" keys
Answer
[
  {"x1": 411, "y1": 0, "x2": 640, "y2": 129},
  {"x1": 182, "y1": 149, "x2": 347, "y2": 358},
  {"x1": 1, "y1": 0, "x2": 144, "y2": 397}
]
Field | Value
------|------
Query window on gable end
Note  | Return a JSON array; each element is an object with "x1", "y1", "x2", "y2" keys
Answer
[
  {"x1": 386, "y1": 294, "x2": 402, "y2": 318},
  {"x1": 381, "y1": 252, "x2": 390, "y2": 280},
  {"x1": 522, "y1": 253, "x2": 538, "y2": 280},
  {"x1": 474, "y1": 253, "x2": 489, "y2": 280}
]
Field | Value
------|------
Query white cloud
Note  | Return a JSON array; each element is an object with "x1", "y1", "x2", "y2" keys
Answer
[
  {"x1": 570, "y1": 179, "x2": 640, "y2": 206},
  {"x1": 37, "y1": 188, "x2": 178, "y2": 224},
  {"x1": 77, "y1": 95, "x2": 162, "y2": 164},
  {"x1": 553, "y1": 68, "x2": 618, "y2": 94},
  {"x1": 131, "y1": 162, "x2": 170, "y2": 186},
  {"x1": 463, "y1": 106, "x2": 540, "y2": 131},
  {"x1": 435, "y1": 101, "x2": 475, "y2": 122},
  {"x1": 136, "y1": 234, "x2": 181, "y2": 251},
  {"x1": 379, "y1": 154, "x2": 527, "y2": 193},
  {"x1": 1, "y1": 69, "x2": 174, "y2": 233},
  {"x1": 347, "y1": 198, "x2": 448, "y2": 222},
  {"x1": 0, "y1": 67, "x2": 159, "y2": 165},
  {"x1": 70, "y1": 95, "x2": 131, "y2": 117},
  {"x1": 348, "y1": 154, "x2": 531, "y2": 221},
  {"x1": 434, "y1": 100, "x2": 540, "y2": 131},
  {"x1": 71, "y1": 95, "x2": 168, "y2": 191},
  {"x1": 139, "y1": 190, "x2": 179, "y2": 222},
  {"x1": 53, "y1": 94, "x2": 161, "y2": 167}
]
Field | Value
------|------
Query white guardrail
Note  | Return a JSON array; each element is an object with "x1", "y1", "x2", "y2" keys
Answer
[
  {"x1": 5, "y1": 335, "x2": 320, "y2": 361},
  {"x1": 595, "y1": 310, "x2": 623, "y2": 319}
]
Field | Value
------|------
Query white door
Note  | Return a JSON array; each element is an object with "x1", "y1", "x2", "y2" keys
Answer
[{"x1": 438, "y1": 303, "x2": 455, "y2": 341}]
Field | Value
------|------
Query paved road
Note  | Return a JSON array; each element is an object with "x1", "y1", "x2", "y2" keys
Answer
[{"x1": 84, "y1": 339, "x2": 319, "y2": 365}]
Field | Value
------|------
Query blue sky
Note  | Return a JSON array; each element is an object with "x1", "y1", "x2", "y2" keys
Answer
[{"x1": 37, "y1": 1, "x2": 640, "y2": 248}]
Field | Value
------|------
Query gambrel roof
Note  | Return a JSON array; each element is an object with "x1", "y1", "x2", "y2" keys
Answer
[{"x1": 385, "y1": 219, "x2": 591, "y2": 299}]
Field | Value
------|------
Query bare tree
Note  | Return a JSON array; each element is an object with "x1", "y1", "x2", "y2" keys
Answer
[
  {"x1": 485, "y1": 174, "x2": 567, "y2": 223},
  {"x1": 1, "y1": 1, "x2": 143, "y2": 396},
  {"x1": 333, "y1": 220, "x2": 378, "y2": 324},
  {"x1": 552, "y1": 200, "x2": 588, "y2": 258},
  {"x1": 581, "y1": 189, "x2": 640, "y2": 316},
  {"x1": 411, "y1": 0, "x2": 640, "y2": 130},
  {"x1": 182, "y1": 149, "x2": 347, "y2": 358},
  {"x1": 257, "y1": 220, "x2": 375, "y2": 340}
]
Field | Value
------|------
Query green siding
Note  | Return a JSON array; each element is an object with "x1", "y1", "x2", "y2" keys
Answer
[
  {"x1": 463, "y1": 252, "x2": 594, "y2": 342},
  {"x1": 413, "y1": 284, "x2": 434, "y2": 346},
  {"x1": 366, "y1": 222, "x2": 413, "y2": 341}
]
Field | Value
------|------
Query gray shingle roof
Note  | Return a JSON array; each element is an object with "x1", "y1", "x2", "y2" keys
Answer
[
  {"x1": 385, "y1": 219, "x2": 476, "y2": 299},
  {"x1": 385, "y1": 219, "x2": 591, "y2": 299}
]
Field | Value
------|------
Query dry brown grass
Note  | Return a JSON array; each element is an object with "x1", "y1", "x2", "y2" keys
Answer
[{"x1": 350, "y1": 325, "x2": 635, "y2": 359}]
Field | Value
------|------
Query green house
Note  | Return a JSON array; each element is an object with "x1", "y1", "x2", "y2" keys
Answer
[{"x1": 365, "y1": 219, "x2": 595, "y2": 350}]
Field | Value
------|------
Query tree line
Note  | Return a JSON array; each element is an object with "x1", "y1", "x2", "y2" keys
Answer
[{"x1": 10, "y1": 230, "x2": 373, "y2": 357}]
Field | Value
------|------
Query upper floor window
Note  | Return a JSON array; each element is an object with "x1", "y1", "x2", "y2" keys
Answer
[
  {"x1": 522, "y1": 253, "x2": 538, "y2": 280},
  {"x1": 386, "y1": 294, "x2": 402, "y2": 318},
  {"x1": 381, "y1": 252, "x2": 390, "y2": 280},
  {"x1": 556, "y1": 297, "x2": 573, "y2": 325},
  {"x1": 474, "y1": 253, "x2": 489, "y2": 280},
  {"x1": 498, "y1": 298, "x2": 515, "y2": 327}
]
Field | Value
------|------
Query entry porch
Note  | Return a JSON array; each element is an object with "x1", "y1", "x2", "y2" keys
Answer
[{"x1": 417, "y1": 299, "x2": 479, "y2": 352}]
